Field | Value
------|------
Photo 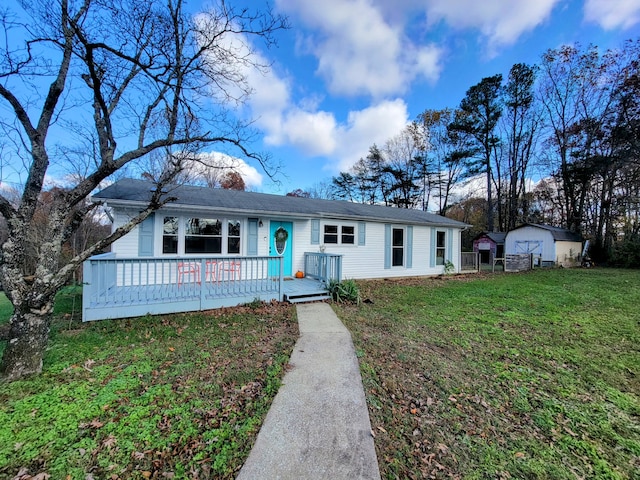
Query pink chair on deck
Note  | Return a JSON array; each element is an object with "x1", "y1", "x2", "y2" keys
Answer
[
  {"x1": 209, "y1": 260, "x2": 241, "y2": 282},
  {"x1": 177, "y1": 262, "x2": 201, "y2": 286},
  {"x1": 205, "y1": 260, "x2": 219, "y2": 282}
]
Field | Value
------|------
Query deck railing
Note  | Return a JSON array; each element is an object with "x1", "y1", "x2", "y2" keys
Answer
[
  {"x1": 82, "y1": 254, "x2": 284, "y2": 321},
  {"x1": 460, "y1": 252, "x2": 480, "y2": 272},
  {"x1": 303, "y1": 252, "x2": 342, "y2": 283}
]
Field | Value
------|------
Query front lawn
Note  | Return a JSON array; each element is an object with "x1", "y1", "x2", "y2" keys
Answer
[
  {"x1": 335, "y1": 268, "x2": 640, "y2": 479},
  {"x1": 0, "y1": 294, "x2": 297, "y2": 479}
]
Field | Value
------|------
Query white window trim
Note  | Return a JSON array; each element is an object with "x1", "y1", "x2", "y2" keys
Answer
[
  {"x1": 159, "y1": 215, "x2": 244, "y2": 256},
  {"x1": 436, "y1": 230, "x2": 446, "y2": 266},
  {"x1": 391, "y1": 226, "x2": 405, "y2": 267},
  {"x1": 322, "y1": 222, "x2": 357, "y2": 246}
]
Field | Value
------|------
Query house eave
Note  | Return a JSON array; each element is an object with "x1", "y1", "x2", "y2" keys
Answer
[{"x1": 94, "y1": 197, "x2": 468, "y2": 229}]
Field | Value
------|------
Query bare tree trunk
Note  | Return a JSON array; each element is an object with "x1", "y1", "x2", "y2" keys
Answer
[{"x1": 0, "y1": 308, "x2": 53, "y2": 381}]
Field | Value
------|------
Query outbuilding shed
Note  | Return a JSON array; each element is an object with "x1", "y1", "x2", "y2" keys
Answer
[
  {"x1": 472, "y1": 231, "x2": 506, "y2": 264},
  {"x1": 505, "y1": 224, "x2": 583, "y2": 267}
]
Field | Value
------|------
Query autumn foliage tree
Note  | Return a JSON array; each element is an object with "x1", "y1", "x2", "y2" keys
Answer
[
  {"x1": 0, "y1": 0, "x2": 286, "y2": 380},
  {"x1": 220, "y1": 171, "x2": 246, "y2": 191}
]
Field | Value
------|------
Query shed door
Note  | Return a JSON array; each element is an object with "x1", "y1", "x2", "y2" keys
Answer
[{"x1": 515, "y1": 240, "x2": 542, "y2": 254}]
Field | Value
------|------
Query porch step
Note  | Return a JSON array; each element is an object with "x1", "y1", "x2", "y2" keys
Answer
[{"x1": 285, "y1": 292, "x2": 332, "y2": 304}]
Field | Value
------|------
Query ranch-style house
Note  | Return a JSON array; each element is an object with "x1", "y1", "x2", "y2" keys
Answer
[{"x1": 82, "y1": 178, "x2": 469, "y2": 321}]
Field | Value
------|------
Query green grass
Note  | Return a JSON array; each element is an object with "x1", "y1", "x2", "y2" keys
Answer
[
  {"x1": 0, "y1": 294, "x2": 297, "y2": 479},
  {"x1": 2, "y1": 270, "x2": 639, "y2": 479},
  {"x1": 335, "y1": 269, "x2": 640, "y2": 480}
]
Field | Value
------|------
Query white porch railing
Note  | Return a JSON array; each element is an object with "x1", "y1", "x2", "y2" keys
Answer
[
  {"x1": 304, "y1": 252, "x2": 342, "y2": 283},
  {"x1": 82, "y1": 254, "x2": 284, "y2": 321}
]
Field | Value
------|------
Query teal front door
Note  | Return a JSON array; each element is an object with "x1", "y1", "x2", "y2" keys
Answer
[{"x1": 269, "y1": 221, "x2": 293, "y2": 277}]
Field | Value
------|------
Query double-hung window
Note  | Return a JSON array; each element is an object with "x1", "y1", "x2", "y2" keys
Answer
[
  {"x1": 324, "y1": 224, "x2": 355, "y2": 245},
  {"x1": 324, "y1": 225, "x2": 338, "y2": 244},
  {"x1": 341, "y1": 226, "x2": 355, "y2": 244},
  {"x1": 392, "y1": 228, "x2": 404, "y2": 266},
  {"x1": 162, "y1": 217, "x2": 179, "y2": 254},
  {"x1": 436, "y1": 231, "x2": 446, "y2": 265},
  {"x1": 227, "y1": 220, "x2": 241, "y2": 254}
]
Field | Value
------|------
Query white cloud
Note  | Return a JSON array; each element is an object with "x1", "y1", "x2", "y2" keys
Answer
[
  {"x1": 276, "y1": 0, "x2": 443, "y2": 98},
  {"x1": 422, "y1": 0, "x2": 560, "y2": 53},
  {"x1": 584, "y1": 0, "x2": 640, "y2": 30},
  {"x1": 266, "y1": 109, "x2": 338, "y2": 156},
  {"x1": 187, "y1": 152, "x2": 263, "y2": 188},
  {"x1": 262, "y1": 99, "x2": 410, "y2": 173},
  {"x1": 333, "y1": 99, "x2": 410, "y2": 172},
  {"x1": 196, "y1": 4, "x2": 412, "y2": 179}
]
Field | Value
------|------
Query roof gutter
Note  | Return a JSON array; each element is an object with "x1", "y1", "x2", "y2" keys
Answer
[{"x1": 94, "y1": 197, "x2": 468, "y2": 229}]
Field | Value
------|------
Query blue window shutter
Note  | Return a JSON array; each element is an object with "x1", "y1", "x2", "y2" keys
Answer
[
  {"x1": 447, "y1": 228, "x2": 453, "y2": 262},
  {"x1": 247, "y1": 218, "x2": 258, "y2": 255},
  {"x1": 358, "y1": 222, "x2": 366, "y2": 246},
  {"x1": 311, "y1": 219, "x2": 320, "y2": 244},
  {"x1": 384, "y1": 224, "x2": 391, "y2": 269},
  {"x1": 138, "y1": 213, "x2": 155, "y2": 257},
  {"x1": 429, "y1": 227, "x2": 436, "y2": 268},
  {"x1": 406, "y1": 226, "x2": 413, "y2": 268}
]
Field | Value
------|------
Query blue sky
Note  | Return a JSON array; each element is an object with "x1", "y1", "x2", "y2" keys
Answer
[{"x1": 217, "y1": 0, "x2": 640, "y2": 194}]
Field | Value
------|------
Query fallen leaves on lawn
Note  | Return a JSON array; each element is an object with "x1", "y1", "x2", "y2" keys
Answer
[{"x1": 12, "y1": 469, "x2": 50, "y2": 480}]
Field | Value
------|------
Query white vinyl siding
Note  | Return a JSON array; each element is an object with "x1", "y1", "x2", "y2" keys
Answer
[{"x1": 111, "y1": 210, "x2": 463, "y2": 278}]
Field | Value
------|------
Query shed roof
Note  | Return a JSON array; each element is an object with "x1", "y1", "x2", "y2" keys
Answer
[
  {"x1": 510, "y1": 223, "x2": 583, "y2": 242},
  {"x1": 473, "y1": 231, "x2": 506, "y2": 244},
  {"x1": 94, "y1": 178, "x2": 469, "y2": 228}
]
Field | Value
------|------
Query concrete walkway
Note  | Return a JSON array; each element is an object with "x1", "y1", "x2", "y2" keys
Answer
[{"x1": 237, "y1": 303, "x2": 381, "y2": 480}]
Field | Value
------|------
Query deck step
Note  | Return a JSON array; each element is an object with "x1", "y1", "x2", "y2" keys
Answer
[{"x1": 285, "y1": 292, "x2": 332, "y2": 304}]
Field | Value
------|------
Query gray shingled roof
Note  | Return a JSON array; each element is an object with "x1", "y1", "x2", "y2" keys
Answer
[
  {"x1": 473, "y1": 231, "x2": 506, "y2": 244},
  {"x1": 93, "y1": 178, "x2": 468, "y2": 228},
  {"x1": 512, "y1": 223, "x2": 583, "y2": 242}
]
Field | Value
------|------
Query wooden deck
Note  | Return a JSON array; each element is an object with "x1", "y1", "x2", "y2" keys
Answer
[
  {"x1": 82, "y1": 254, "x2": 337, "y2": 321},
  {"x1": 83, "y1": 277, "x2": 329, "y2": 321}
]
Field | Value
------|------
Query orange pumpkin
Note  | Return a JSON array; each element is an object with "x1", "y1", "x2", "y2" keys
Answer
[{"x1": 295, "y1": 271, "x2": 305, "y2": 278}]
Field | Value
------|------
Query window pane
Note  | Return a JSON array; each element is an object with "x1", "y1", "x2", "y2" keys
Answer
[
  {"x1": 341, "y1": 226, "x2": 354, "y2": 244},
  {"x1": 185, "y1": 236, "x2": 221, "y2": 254},
  {"x1": 392, "y1": 228, "x2": 404, "y2": 247},
  {"x1": 227, "y1": 220, "x2": 241, "y2": 254},
  {"x1": 163, "y1": 235, "x2": 178, "y2": 254},
  {"x1": 228, "y1": 220, "x2": 241, "y2": 237},
  {"x1": 392, "y1": 247, "x2": 403, "y2": 266},
  {"x1": 392, "y1": 228, "x2": 404, "y2": 266},
  {"x1": 186, "y1": 218, "x2": 221, "y2": 235},
  {"x1": 228, "y1": 237, "x2": 240, "y2": 254},
  {"x1": 163, "y1": 217, "x2": 178, "y2": 234},
  {"x1": 163, "y1": 217, "x2": 178, "y2": 254},
  {"x1": 324, "y1": 225, "x2": 338, "y2": 244},
  {"x1": 436, "y1": 231, "x2": 446, "y2": 265}
]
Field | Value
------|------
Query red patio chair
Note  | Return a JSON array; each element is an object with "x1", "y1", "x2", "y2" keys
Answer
[{"x1": 177, "y1": 261, "x2": 201, "y2": 286}]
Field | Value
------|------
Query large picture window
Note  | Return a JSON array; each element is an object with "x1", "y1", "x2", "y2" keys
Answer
[
  {"x1": 185, "y1": 218, "x2": 222, "y2": 254},
  {"x1": 436, "y1": 231, "x2": 446, "y2": 265},
  {"x1": 162, "y1": 216, "x2": 242, "y2": 255},
  {"x1": 162, "y1": 217, "x2": 178, "y2": 254},
  {"x1": 392, "y1": 228, "x2": 404, "y2": 266}
]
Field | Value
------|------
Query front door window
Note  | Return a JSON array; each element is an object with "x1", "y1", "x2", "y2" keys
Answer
[{"x1": 274, "y1": 227, "x2": 288, "y2": 255}]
